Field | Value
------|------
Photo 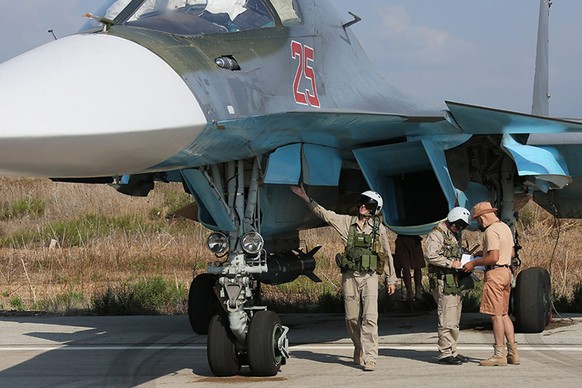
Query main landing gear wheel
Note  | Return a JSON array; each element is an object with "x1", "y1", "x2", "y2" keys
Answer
[
  {"x1": 207, "y1": 314, "x2": 241, "y2": 376},
  {"x1": 188, "y1": 274, "x2": 221, "y2": 334},
  {"x1": 512, "y1": 267, "x2": 552, "y2": 333},
  {"x1": 247, "y1": 310, "x2": 286, "y2": 376}
]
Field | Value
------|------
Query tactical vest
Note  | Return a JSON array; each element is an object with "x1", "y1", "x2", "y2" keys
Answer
[
  {"x1": 436, "y1": 225, "x2": 462, "y2": 260},
  {"x1": 427, "y1": 225, "x2": 473, "y2": 294},
  {"x1": 336, "y1": 216, "x2": 385, "y2": 274}
]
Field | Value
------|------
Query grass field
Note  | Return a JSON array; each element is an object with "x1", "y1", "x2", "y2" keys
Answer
[{"x1": 1, "y1": 177, "x2": 581, "y2": 314}]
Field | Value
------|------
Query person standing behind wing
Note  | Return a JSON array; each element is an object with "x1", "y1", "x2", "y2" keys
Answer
[
  {"x1": 394, "y1": 234, "x2": 425, "y2": 302},
  {"x1": 290, "y1": 183, "x2": 397, "y2": 372}
]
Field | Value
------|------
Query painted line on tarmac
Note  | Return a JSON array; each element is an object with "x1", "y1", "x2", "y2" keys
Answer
[
  {"x1": 291, "y1": 344, "x2": 582, "y2": 352},
  {"x1": 0, "y1": 345, "x2": 206, "y2": 351},
  {"x1": 1, "y1": 344, "x2": 582, "y2": 352}
]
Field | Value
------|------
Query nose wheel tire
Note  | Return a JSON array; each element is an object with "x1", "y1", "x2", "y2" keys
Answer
[
  {"x1": 247, "y1": 310, "x2": 285, "y2": 376},
  {"x1": 207, "y1": 314, "x2": 241, "y2": 376}
]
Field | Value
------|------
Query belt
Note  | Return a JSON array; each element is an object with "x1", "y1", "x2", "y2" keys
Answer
[{"x1": 486, "y1": 264, "x2": 510, "y2": 271}]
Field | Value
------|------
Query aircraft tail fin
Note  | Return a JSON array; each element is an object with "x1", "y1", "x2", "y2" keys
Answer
[{"x1": 532, "y1": 0, "x2": 551, "y2": 116}]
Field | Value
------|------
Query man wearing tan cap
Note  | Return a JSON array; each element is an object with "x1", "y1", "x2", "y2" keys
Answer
[{"x1": 463, "y1": 201, "x2": 520, "y2": 366}]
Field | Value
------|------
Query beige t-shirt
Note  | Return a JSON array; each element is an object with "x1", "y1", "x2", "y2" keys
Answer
[{"x1": 483, "y1": 221, "x2": 513, "y2": 265}]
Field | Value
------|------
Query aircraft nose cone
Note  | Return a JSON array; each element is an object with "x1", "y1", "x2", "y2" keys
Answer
[{"x1": 0, "y1": 33, "x2": 206, "y2": 177}]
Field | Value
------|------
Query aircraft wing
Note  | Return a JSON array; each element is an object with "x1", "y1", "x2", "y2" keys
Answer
[
  {"x1": 213, "y1": 110, "x2": 457, "y2": 151},
  {"x1": 227, "y1": 105, "x2": 582, "y2": 235},
  {"x1": 445, "y1": 101, "x2": 582, "y2": 219},
  {"x1": 446, "y1": 101, "x2": 582, "y2": 135}
]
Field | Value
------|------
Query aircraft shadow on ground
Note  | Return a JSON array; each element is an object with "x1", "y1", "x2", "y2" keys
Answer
[
  {"x1": 0, "y1": 314, "x2": 207, "y2": 385},
  {"x1": 281, "y1": 308, "x2": 493, "y2": 345},
  {"x1": 0, "y1": 310, "x2": 494, "y2": 383}
]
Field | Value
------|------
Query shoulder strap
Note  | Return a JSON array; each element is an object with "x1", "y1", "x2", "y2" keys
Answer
[
  {"x1": 372, "y1": 217, "x2": 385, "y2": 253},
  {"x1": 371, "y1": 216, "x2": 380, "y2": 246},
  {"x1": 435, "y1": 224, "x2": 457, "y2": 243},
  {"x1": 434, "y1": 225, "x2": 446, "y2": 236},
  {"x1": 346, "y1": 216, "x2": 358, "y2": 248}
]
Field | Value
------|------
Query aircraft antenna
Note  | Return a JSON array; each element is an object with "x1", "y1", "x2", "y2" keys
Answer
[
  {"x1": 532, "y1": 0, "x2": 552, "y2": 116},
  {"x1": 342, "y1": 12, "x2": 361, "y2": 29},
  {"x1": 48, "y1": 29, "x2": 57, "y2": 40}
]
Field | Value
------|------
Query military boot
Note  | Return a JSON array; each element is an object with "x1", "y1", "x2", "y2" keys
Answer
[
  {"x1": 479, "y1": 345, "x2": 507, "y2": 366},
  {"x1": 507, "y1": 341, "x2": 520, "y2": 365},
  {"x1": 363, "y1": 360, "x2": 376, "y2": 371}
]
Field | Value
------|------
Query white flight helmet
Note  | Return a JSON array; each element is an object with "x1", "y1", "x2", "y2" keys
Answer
[
  {"x1": 447, "y1": 206, "x2": 470, "y2": 229},
  {"x1": 357, "y1": 191, "x2": 383, "y2": 215}
]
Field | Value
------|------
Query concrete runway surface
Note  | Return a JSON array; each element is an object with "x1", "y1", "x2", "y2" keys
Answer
[{"x1": 0, "y1": 311, "x2": 581, "y2": 387}]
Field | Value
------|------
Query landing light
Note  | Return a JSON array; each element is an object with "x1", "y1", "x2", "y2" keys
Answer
[
  {"x1": 242, "y1": 232, "x2": 264, "y2": 255},
  {"x1": 207, "y1": 232, "x2": 228, "y2": 254}
]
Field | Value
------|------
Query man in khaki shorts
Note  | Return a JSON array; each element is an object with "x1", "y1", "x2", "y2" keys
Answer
[
  {"x1": 463, "y1": 201, "x2": 520, "y2": 366},
  {"x1": 290, "y1": 183, "x2": 397, "y2": 371}
]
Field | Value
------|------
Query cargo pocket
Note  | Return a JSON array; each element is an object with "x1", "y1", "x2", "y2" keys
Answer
[
  {"x1": 369, "y1": 255, "x2": 377, "y2": 272},
  {"x1": 361, "y1": 254, "x2": 370, "y2": 270}
]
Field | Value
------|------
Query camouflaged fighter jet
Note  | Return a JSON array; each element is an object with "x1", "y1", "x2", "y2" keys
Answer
[{"x1": 0, "y1": 0, "x2": 581, "y2": 377}]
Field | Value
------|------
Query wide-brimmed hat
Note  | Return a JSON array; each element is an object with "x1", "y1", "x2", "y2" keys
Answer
[{"x1": 471, "y1": 201, "x2": 497, "y2": 219}]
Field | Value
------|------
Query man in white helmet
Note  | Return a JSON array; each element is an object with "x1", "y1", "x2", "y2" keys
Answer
[
  {"x1": 290, "y1": 183, "x2": 397, "y2": 372},
  {"x1": 425, "y1": 206, "x2": 471, "y2": 365}
]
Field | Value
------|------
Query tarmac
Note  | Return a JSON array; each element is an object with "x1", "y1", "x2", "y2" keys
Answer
[{"x1": 0, "y1": 310, "x2": 581, "y2": 387}]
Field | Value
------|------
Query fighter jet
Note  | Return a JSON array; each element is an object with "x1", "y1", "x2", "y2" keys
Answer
[{"x1": 0, "y1": 0, "x2": 580, "y2": 377}]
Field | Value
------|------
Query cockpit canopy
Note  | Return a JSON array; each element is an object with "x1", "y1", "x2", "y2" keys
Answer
[{"x1": 88, "y1": 0, "x2": 301, "y2": 35}]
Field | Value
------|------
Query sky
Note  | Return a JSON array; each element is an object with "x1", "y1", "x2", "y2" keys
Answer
[{"x1": 1, "y1": 0, "x2": 581, "y2": 118}]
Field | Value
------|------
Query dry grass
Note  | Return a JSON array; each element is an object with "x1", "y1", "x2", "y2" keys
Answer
[
  {"x1": 1, "y1": 177, "x2": 581, "y2": 313},
  {"x1": 0, "y1": 177, "x2": 206, "y2": 312}
]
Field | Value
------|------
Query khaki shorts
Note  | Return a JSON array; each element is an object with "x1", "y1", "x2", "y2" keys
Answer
[{"x1": 480, "y1": 267, "x2": 511, "y2": 316}]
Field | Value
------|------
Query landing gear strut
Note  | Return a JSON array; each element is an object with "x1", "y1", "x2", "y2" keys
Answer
[{"x1": 182, "y1": 157, "x2": 290, "y2": 376}]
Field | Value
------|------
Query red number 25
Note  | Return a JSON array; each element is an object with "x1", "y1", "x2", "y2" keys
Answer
[{"x1": 291, "y1": 40, "x2": 320, "y2": 108}]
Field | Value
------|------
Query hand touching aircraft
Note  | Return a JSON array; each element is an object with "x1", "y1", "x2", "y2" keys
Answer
[{"x1": 0, "y1": 0, "x2": 580, "y2": 377}]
